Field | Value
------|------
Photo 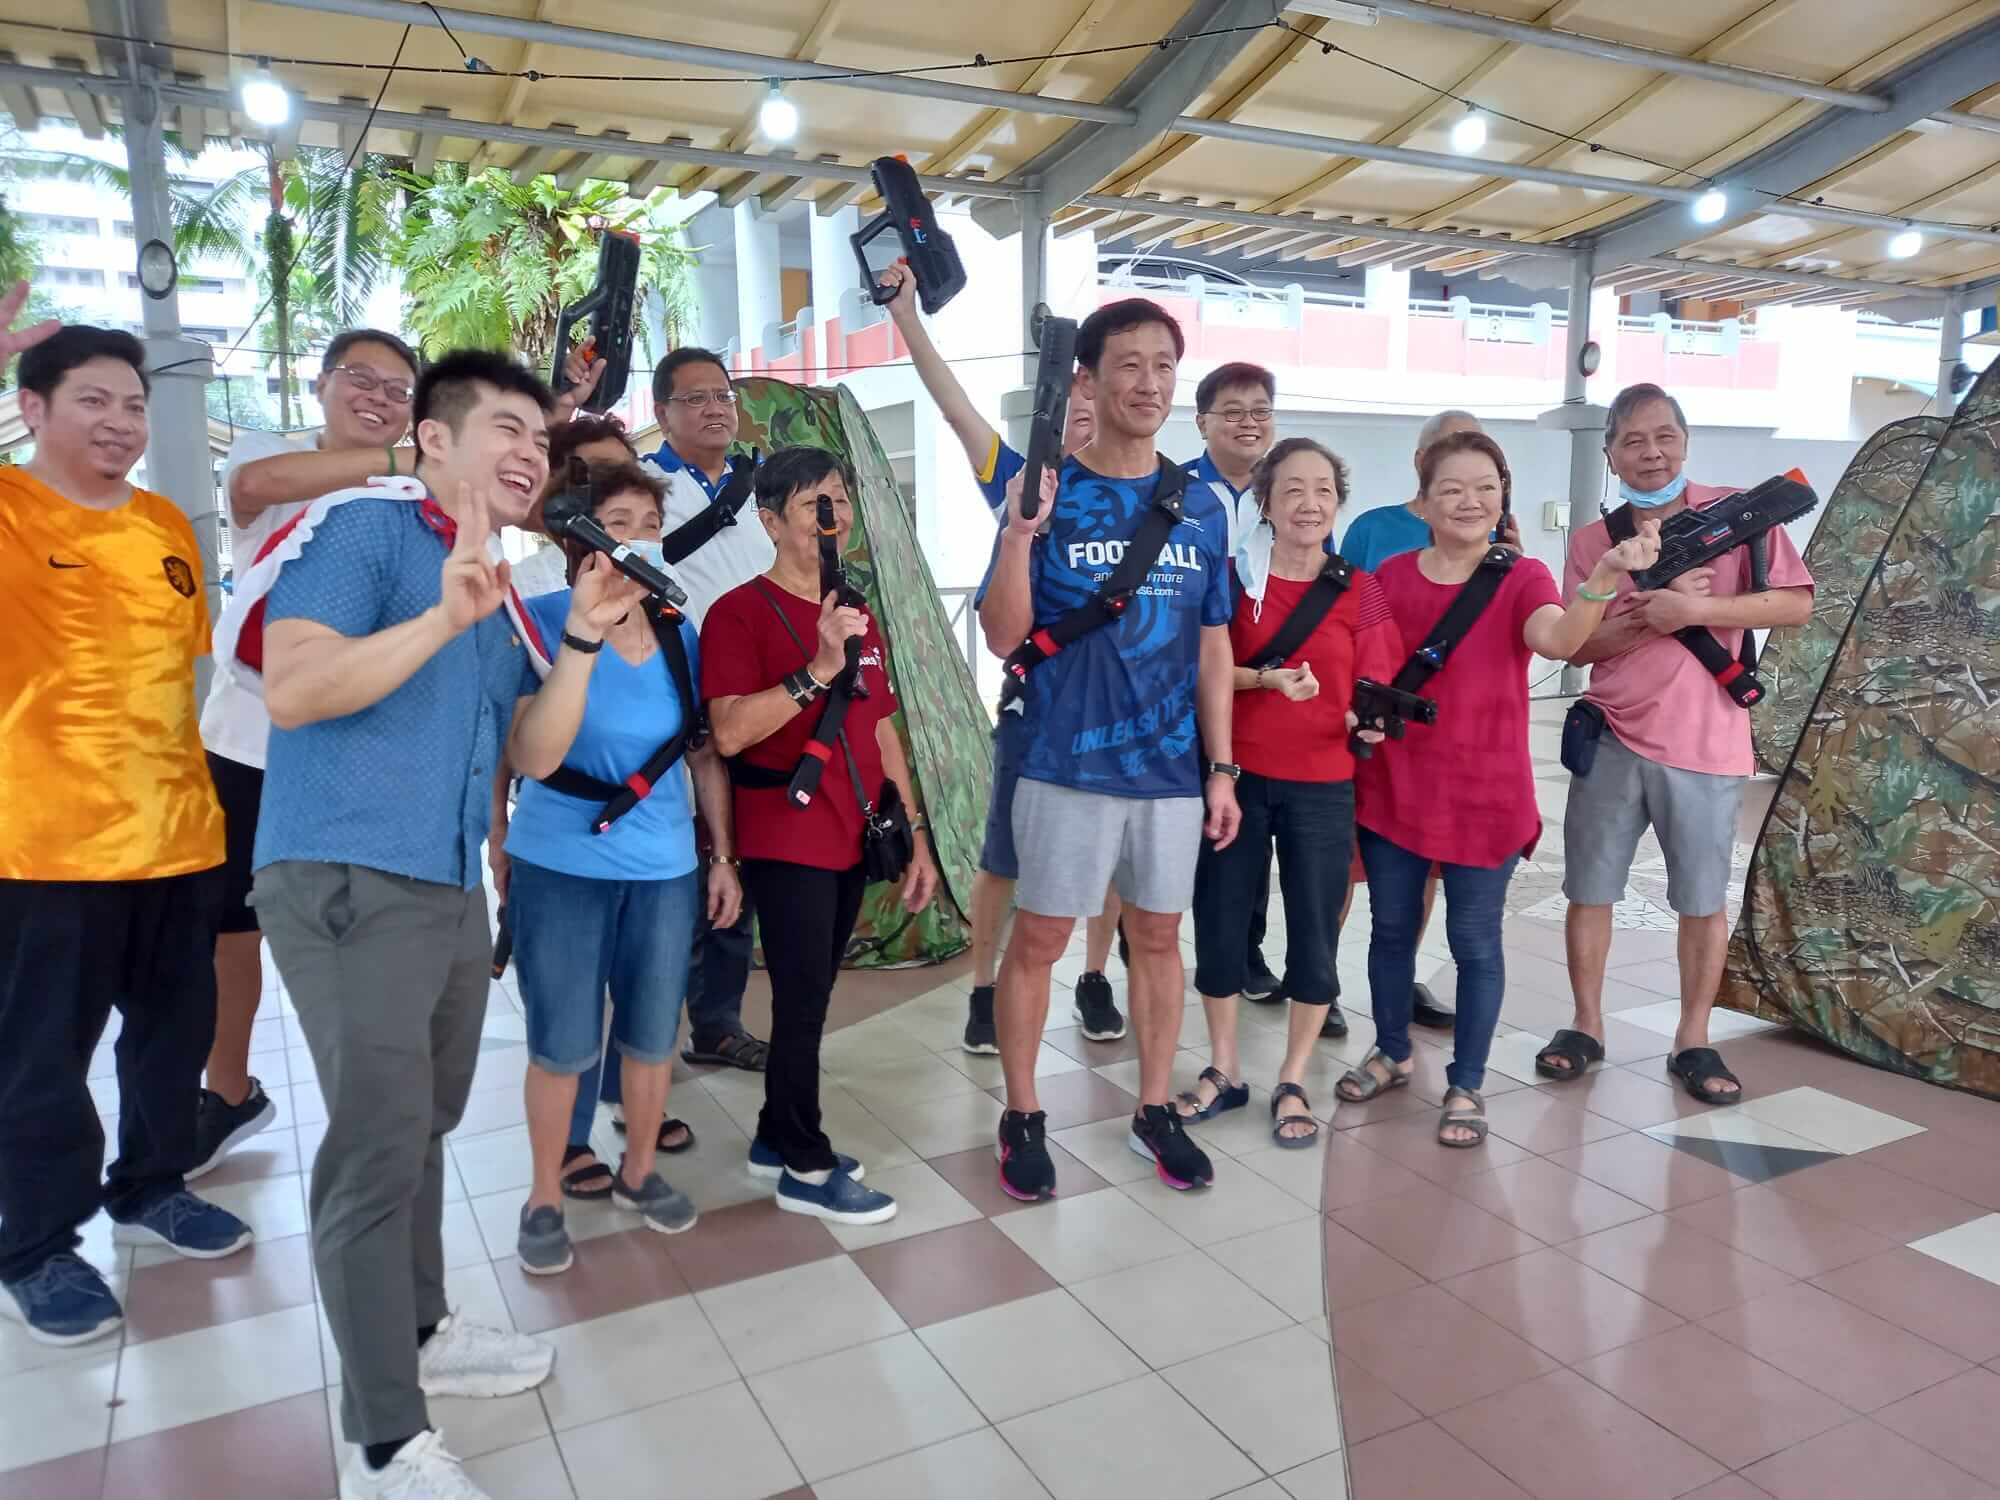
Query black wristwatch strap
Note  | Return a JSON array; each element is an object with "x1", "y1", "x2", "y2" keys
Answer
[
  {"x1": 1207, "y1": 760, "x2": 1242, "y2": 781},
  {"x1": 561, "y1": 630, "x2": 603, "y2": 655}
]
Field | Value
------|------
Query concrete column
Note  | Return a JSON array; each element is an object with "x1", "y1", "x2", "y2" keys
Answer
[
  {"x1": 1553, "y1": 256, "x2": 1607, "y2": 698},
  {"x1": 1000, "y1": 194, "x2": 1050, "y2": 453},
  {"x1": 733, "y1": 200, "x2": 782, "y2": 366},
  {"x1": 1367, "y1": 265, "x2": 1412, "y2": 374},
  {"x1": 808, "y1": 203, "x2": 860, "y2": 368},
  {"x1": 1938, "y1": 293, "x2": 1966, "y2": 418},
  {"x1": 126, "y1": 79, "x2": 219, "y2": 699}
]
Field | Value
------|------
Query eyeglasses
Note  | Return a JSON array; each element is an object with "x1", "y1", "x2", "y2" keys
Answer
[
  {"x1": 664, "y1": 389, "x2": 738, "y2": 410},
  {"x1": 1206, "y1": 405, "x2": 1274, "y2": 425},
  {"x1": 328, "y1": 365, "x2": 414, "y2": 404}
]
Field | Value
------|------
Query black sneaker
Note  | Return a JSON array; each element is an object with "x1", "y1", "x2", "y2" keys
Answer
[
  {"x1": 1320, "y1": 1003, "x2": 1350, "y2": 1039},
  {"x1": 963, "y1": 984, "x2": 999, "y2": 1055},
  {"x1": 1412, "y1": 982, "x2": 1456, "y2": 1030},
  {"x1": 1129, "y1": 1104, "x2": 1214, "y2": 1190},
  {"x1": 189, "y1": 1079, "x2": 277, "y2": 1180},
  {"x1": 1243, "y1": 960, "x2": 1284, "y2": 1004},
  {"x1": 1073, "y1": 971, "x2": 1127, "y2": 1041},
  {"x1": 996, "y1": 1109, "x2": 1056, "y2": 1202}
]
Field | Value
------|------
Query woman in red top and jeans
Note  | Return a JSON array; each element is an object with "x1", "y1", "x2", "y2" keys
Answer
[
  {"x1": 1185, "y1": 439, "x2": 1404, "y2": 1147},
  {"x1": 702, "y1": 447, "x2": 940, "y2": 1225},
  {"x1": 1337, "y1": 432, "x2": 1657, "y2": 1147}
]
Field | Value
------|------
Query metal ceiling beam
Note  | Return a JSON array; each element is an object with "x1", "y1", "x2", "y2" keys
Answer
[
  {"x1": 1584, "y1": 18, "x2": 2000, "y2": 270},
  {"x1": 556, "y1": 128, "x2": 629, "y2": 189},
  {"x1": 0, "y1": 52, "x2": 41, "y2": 130},
  {"x1": 1933, "y1": 106, "x2": 2000, "y2": 136},
  {"x1": 52, "y1": 56, "x2": 106, "y2": 137},
  {"x1": 410, "y1": 104, "x2": 450, "y2": 176},
  {"x1": 1073, "y1": 192, "x2": 1573, "y2": 262},
  {"x1": 1277, "y1": 235, "x2": 1350, "y2": 262},
  {"x1": 628, "y1": 135, "x2": 693, "y2": 199},
  {"x1": 1618, "y1": 255, "x2": 1945, "y2": 303},
  {"x1": 972, "y1": 0, "x2": 1272, "y2": 238},
  {"x1": 268, "y1": 0, "x2": 1137, "y2": 126}
]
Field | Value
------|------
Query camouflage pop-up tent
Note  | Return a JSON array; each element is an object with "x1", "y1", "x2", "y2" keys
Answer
[
  {"x1": 1722, "y1": 365, "x2": 2000, "y2": 1098},
  {"x1": 732, "y1": 376, "x2": 989, "y2": 967},
  {"x1": 1752, "y1": 415, "x2": 1946, "y2": 773}
]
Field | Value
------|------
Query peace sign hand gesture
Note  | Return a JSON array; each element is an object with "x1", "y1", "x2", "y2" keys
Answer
[{"x1": 438, "y1": 485, "x2": 513, "y2": 634}]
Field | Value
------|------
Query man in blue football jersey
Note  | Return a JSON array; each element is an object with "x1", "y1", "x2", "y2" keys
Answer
[{"x1": 978, "y1": 298, "x2": 1242, "y2": 1200}]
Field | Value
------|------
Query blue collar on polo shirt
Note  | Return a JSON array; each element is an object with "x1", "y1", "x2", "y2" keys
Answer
[{"x1": 647, "y1": 439, "x2": 739, "y2": 503}]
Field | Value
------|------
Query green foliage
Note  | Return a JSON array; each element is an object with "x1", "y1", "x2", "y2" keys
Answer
[
  {"x1": 0, "y1": 195, "x2": 60, "y2": 390},
  {"x1": 390, "y1": 163, "x2": 697, "y2": 379},
  {"x1": 205, "y1": 374, "x2": 281, "y2": 433}
]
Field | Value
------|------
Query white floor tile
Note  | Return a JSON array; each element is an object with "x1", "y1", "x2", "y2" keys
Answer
[
  {"x1": 1232, "y1": 1143, "x2": 1328, "y2": 1209},
  {"x1": 810, "y1": 1426, "x2": 1054, "y2": 1500},
  {"x1": 0, "y1": 1351, "x2": 117, "y2": 1470},
  {"x1": 1642, "y1": 1113, "x2": 1827, "y2": 1153},
  {"x1": 538, "y1": 1296, "x2": 738, "y2": 1431},
  {"x1": 1118, "y1": 1166, "x2": 1313, "y2": 1249},
  {"x1": 695, "y1": 1252, "x2": 905, "y2": 1376},
  {"x1": 944, "y1": 1042, "x2": 1085, "y2": 1091},
  {"x1": 819, "y1": 1016, "x2": 943, "y2": 1072},
  {"x1": 1049, "y1": 1117, "x2": 1157, "y2": 1186},
  {"x1": 1071, "y1": 1250, "x2": 1292, "y2": 1370},
  {"x1": 440, "y1": 1199, "x2": 492, "y2": 1271},
  {"x1": 468, "y1": 1187, "x2": 630, "y2": 1266},
  {"x1": 1738, "y1": 1085, "x2": 1927, "y2": 1155},
  {"x1": 1613, "y1": 999, "x2": 1777, "y2": 1041},
  {"x1": 836, "y1": 1053, "x2": 987, "y2": 1108},
  {"x1": 451, "y1": 1125, "x2": 534, "y2": 1198},
  {"x1": 1204, "y1": 1216, "x2": 1326, "y2": 1323},
  {"x1": 1482, "y1": 1031, "x2": 1557, "y2": 1088},
  {"x1": 1001, "y1": 1372, "x2": 1261, "y2": 1500},
  {"x1": 819, "y1": 1089, "x2": 923, "y2": 1173},
  {"x1": 326, "y1": 1383, "x2": 553, "y2": 1461},
  {"x1": 1909, "y1": 1212, "x2": 2000, "y2": 1288},
  {"x1": 559, "y1": 1380, "x2": 800, "y2": 1500},
  {"x1": 857, "y1": 1088, "x2": 1005, "y2": 1160},
  {"x1": 994, "y1": 1186, "x2": 1191, "y2": 1286},
  {"x1": 748, "y1": 1330, "x2": 986, "y2": 1482},
  {"x1": 112, "y1": 1302, "x2": 324, "y2": 1441},
  {"x1": 826, "y1": 1161, "x2": 982, "y2": 1251},
  {"x1": 1164, "y1": 1324, "x2": 1340, "y2": 1473},
  {"x1": 918, "y1": 1288, "x2": 1147, "y2": 1423},
  {"x1": 462, "y1": 1436, "x2": 577, "y2": 1500},
  {"x1": 1277, "y1": 1451, "x2": 1351, "y2": 1499}
]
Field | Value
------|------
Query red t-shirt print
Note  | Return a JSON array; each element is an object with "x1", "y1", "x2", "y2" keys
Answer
[
  {"x1": 699, "y1": 578, "x2": 900, "y2": 872},
  {"x1": 1354, "y1": 551, "x2": 1562, "y2": 869},
  {"x1": 1229, "y1": 568, "x2": 1406, "y2": 783}
]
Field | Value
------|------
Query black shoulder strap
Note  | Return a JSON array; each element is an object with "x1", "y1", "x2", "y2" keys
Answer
[
  {"x1": 1390, "y1": 546, "x2": 1518, "y2": 695},
  {"x1": 660, "y1": 450, "x2": 760, "y2": 566},
  {"x1": 999, "y1": 456, "x2": 1189, "y2": 704},
  {"x1": 1249, "y1": 554, "x2": 1355, "y2": 670},
  {"x1": 536, "y1": 602, "x2": 706, "y2": 834},
  {"x1": 1604, "y1": 499, "x2": 1764, "y2": 706},
  {"x1": 737, "y1": 580, "x2": 858, "y2": 808}
]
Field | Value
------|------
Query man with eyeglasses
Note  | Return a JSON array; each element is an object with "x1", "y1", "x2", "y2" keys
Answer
[
  {"x1": 640, "y1": 348, "x2": 775, "y2": 1075},
  {"x1": 193, "y1": 328, "x2": 424, "y2": 1177}
]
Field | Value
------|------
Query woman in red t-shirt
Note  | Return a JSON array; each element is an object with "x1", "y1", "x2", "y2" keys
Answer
[
  {"x1": 701, "y1": 447, "x2": 940, "y2": 1226},
  {"x1": 1182, "y1": 439, "x2": 1404, "y2": 1148},
  {"x1": 1336, "y1": 432, "x2": 1657, "y2": 1148}
]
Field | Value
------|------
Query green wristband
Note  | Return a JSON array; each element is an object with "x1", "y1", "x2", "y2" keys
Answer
[{"x1": 1578, "y1": 584, "x2": 1617, "y2": 603}]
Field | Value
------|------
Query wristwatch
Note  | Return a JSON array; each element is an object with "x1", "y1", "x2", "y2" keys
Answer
[{"x1": 1207, "y1": 761, "x2": 1242, "y2": 782}]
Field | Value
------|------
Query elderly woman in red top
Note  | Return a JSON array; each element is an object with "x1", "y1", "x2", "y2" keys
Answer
[
  {"x1": 1336, "y1": 431, "x2": 1657, "y2": 1148},
  {"x1": 1181, "y1": 438, "x2": 1404, "y2": 1149}
]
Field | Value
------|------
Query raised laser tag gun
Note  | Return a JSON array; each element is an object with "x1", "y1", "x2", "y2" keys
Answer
[
  {"x1": 1348, "y1": 680, "x2": 1439, "y2": 760},
  {"x1": 1019, "y1": 303, "x2": 1078, "y2": 521},
  {"x1": 551, "y1": 227, "x2": 641, "y2": 415},
  {"x1": 817, "y1": 493, "x2": 868, "y2": 701},
  {"x1": 1626, "y1": 469, "x2": 1816, "y2": 592},
  {"x1": 851, "y1": 155, "x2": 966, "y2": 315}
]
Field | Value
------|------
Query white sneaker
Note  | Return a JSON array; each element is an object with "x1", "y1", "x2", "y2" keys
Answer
[
  {"x1": 338, "y1": 1431, "x2": 492, "y2": 1499},
  {"x1": 416, "y1": 1312, "x2": 554, "y2": 1398}
]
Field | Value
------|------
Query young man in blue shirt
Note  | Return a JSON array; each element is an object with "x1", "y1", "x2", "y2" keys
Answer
[
  {"x1": 980, "y1": 299, "x2": 1243, "y2": 1200},
  {"x1": 253, "y1": 351, "x2": 645, "y2": 1500}
]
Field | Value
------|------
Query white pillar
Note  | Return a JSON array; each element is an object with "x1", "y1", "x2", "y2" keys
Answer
[
  {"x1": 733, "y1": 200, "x2": 782, "y2": 365},
  {"x1": 1938, "y1": 293, "x2": 1966, "y2": 417},
  {"x1": 1000, "y1": 194, "x2": 1050, "y2": 454},
  {"x1": 1366, "y1": 265, "x2": 1412, "y2": 374},
  {"x1": 1554, "y1": 256, "x2": 1606, "y2": 698},
  {"x1": 808, "y1": 203, "x2": 859, "y2": 354}
]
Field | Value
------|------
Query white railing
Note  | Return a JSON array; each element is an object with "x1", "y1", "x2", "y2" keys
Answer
[
  {"x1": 938, "y1": 585, "x2": 1004, "y2": 717},
  {"x1": 1615, "y1": 313, "x2": 1755, "y2": 355}
]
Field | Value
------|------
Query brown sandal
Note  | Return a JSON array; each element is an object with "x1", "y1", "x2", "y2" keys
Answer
[
  {"x1": 1336, "y1": 1049, "x2": 1412, "y2": 1104},
  {"x1": 1437, "y1": 1087, "x2": 1489, "y2": 1149}
]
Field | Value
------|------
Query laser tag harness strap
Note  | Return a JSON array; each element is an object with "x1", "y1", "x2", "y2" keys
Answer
[
  {"x1": 1603, "y1": 502, "x2": 1764, "y2": 708},
  {"x1": 1247, "y1": 553, "x2": 1357, "y2": 671},
  {"x1": 998, "y1": 457, "x2": 1191, "y2": 709},
  {"x1": 1346, "y1": 545, "x2": 1516, "y2": 756},
  {"x1": 727, "y1": 582, "x2": 860, "y2": 810},
  {"x1": 660, "y1": 452, "x2": 760, "y2": 566},
  {"x1": 537, "y1": 601, "x2": 707, "y2": 834}
]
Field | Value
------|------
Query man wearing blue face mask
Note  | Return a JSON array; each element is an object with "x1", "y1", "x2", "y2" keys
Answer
[{"x1": 1543, "y1": 383, "x2": 1813, "y2": 1107}]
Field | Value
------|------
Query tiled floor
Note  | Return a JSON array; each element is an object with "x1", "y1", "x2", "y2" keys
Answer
[{"x1": 4, "y1": 703, "x2": 1996, "y2": 1499}]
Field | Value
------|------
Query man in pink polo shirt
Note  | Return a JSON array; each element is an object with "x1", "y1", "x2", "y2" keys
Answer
[{"x1": 1545, "y1": 383, "x2": 1813, "y2": 1104}]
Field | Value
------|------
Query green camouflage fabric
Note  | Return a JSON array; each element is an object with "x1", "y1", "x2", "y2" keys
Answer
[
  {"x1": 1752, "y1": 416, "x2": 1946, "y2": 772},
  {"x1": 1722, "y1": 364, "x2": 2000, "y2": 1099},
  {"x1": 731, "y1": 376, "x2": 986, "y2": 968}
]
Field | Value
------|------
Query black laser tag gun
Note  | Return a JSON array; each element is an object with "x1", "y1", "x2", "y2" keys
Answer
[
  {"x1": 551, "y1": 227, "x2": 641, "y2": 415},
  {"x1": 1625, "y1": 469, "x2": 1816, "y2": 592},
  {"x1": 1347, "y1": 680, "x2": 1439, "y2": 761},
  {"x1": 818, "y1": 493, "x2": 868, "y2": 701},
  {"x1": 542, "y1": 457, "x2": 690, "y2": 610},
  {"x1": 851, "y1": 155, "x2": 966, "y2": 315},
  {"x1": 1019, "y1": 303, "x2": 1077, "y2": 521}
]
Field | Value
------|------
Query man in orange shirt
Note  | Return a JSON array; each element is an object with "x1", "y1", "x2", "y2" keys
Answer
[{"x1": 0, "y1": 314, "x2": 253, "y2": 1347}]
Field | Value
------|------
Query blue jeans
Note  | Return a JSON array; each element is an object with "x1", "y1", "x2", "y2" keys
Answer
[{"x1": 1357, "y1": 828, "x2": 1517, "y2": 1092}]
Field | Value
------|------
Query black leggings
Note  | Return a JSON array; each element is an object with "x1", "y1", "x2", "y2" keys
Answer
[{"x1": 740, "y1": 859, "x2": 867, "y2": 1174}]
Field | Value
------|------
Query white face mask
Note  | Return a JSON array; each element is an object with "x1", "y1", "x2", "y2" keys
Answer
[
  {"x1": 1236, "y1": 519, "x2": 1275, "y2": 622},
  {"x1": 1618, "y1": 474, "x2": 1688, "y2": 509}
]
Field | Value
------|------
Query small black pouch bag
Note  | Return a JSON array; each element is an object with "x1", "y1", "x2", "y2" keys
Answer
[{"x1": 1561, "y1": 699, "x2": 1608, "y2": 777}]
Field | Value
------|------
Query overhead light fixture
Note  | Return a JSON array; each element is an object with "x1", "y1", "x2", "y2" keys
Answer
[
  {"x1": 758, "y1": 81, "x2": 799, "y2": 143},
  {"x1": 238, "y1": 63, "x2": 291, "y2": 128},
  {"x1": 1282, "y1": 1, "x2": 1378, "y2": 22},
  {"x1": 1887, "y1": 227, "x2": 1924, "y2": 259},
  {"x1": 1449, "y1": 110, "x2": 1488, "y2": 155},
  {"x1": 1692, "y1": 189, "x2": 1728, "y2": 225}
]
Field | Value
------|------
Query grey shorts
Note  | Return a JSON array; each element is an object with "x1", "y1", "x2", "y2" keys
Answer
[
  {"x1": 1562, "y1": 729, "x2": 1744, "y2": 917},
  {"x1": 1012, "y1": 778, "x2": 1205, "y2": 918}
]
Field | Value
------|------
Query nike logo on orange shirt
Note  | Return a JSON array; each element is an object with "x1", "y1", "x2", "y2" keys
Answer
[{"x1": 48, "y1": 556, "x2": 87, "y2": 569}]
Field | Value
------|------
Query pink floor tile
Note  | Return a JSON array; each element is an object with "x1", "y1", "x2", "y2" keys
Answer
[
  {"x1": 1561, "y1": 1216, "x2": 1798, "y2": 1321},
  {"x1": 1477, "y1": 1090, "x2": 1629, "y2": 1155},
  {"x1": 1319, "y1": 1130, "x2": 1435, "y2": 1213},
  {"x1": 661, "y1": 1198, "x2": 841, "y2": 1294},
  {"x1": 122, "y1": 1232, "x2": 318, "y2": 1345},
  {"x1": 850, "y1": 1219, "x2": 1057, "y2": 1328},
  {"x1": 1343, "y1": 1419, "x2": 1534, "y2": 1499},
  {"x1": 1321, "y1": 1216, "x2": 1427, "y2": 1313},
  {"x1": 1876, "y1": 1367, "x2": 2000, "y2": 1487},
  {"x1": 1546, "y1": 1131, "x2": 1750, "y2": 1213},
  {"x1": 494, "y1": 1225, "x2": 691, "y2": 1334},
  {"x1": 98, "y1": 1392, "x2": 334, "y2": 1500},
  {"x1": 1859, "y1": 1132, "x2": 2000, "y2": 1213},
  {"x1": 1741, "y1": 1417, "x2": 2000, "y2": 1500},
  {"x1": 1333, "y1": 1352, "x2": 1424, "y2": 1445},
  {"x1": 1341, "y1": 1112, "x2": 1535, "y2": 1188},
  {"x1": 1667, "y1": 1185, "x2": 1896, "y2": 1279},
  {"x1": 0, "y1": 1451, "x2": 106, "y2": 1500},
  {"x1": 1767, "y1": 1155, "x2": 1986, "y2": 1242},
  {"x1": 1811, "y1": 1248, "x2": 2000, "y2": 1365},
  {"x1": 1441, "y1": 1246, "x2": 1684, "y2": 1365},
  {"x1": 1699, "y1": 1281, "x2": 1970, "y2": 1412},
  {"x1": 987, "y1": 1068, "x2": 1137, "y2": 1132},
  {"x1": 1450, "y1": 1158, "x2": 1654, "y2": 1244},
  {"x1": 1333, "y1": 1182, "x2": 1546, "y2": 1282},
  {"x1": 1332, "y1": 1283, "x2": 1560, "y2": 1418},
  {"x1": 927, "y1": 1141, "x2": 1109, "y2": 1217}
]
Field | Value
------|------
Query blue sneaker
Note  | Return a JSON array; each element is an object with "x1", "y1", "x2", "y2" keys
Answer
[
  {"x1": 112, "y1": 1191, "x2": 253, "y2": 1260},
  {"x1": 1, "y1": 1253, "x2": 123, "y2": 1346},
  {"x1": 776, "y1": 1167, "x2": 897, "y2": 1226},
  {"x1": 747, "y1": 1137, "x2": 864, "y2": 1183}
]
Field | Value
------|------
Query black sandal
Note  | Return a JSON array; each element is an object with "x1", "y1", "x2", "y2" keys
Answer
[
  {"x1": 560, "y1": 1145, "x2": 615, "y2": 1200},
  {"x1": 1175, "y1": 1067, "x2": 1250, "y2": 1122},
  {"x1": 1270, "y1": 1083, "x2": 1321, "y2": 1149},
  {"x1": 1667, "y1": 1047, "x2": 1742, "y2": 1105},
  {"x1": 612, "y1": 1115, "x2": 696, "y2": 1154},
  {"x1": 1535, "y1": 1029, "x2": 1605, "y2": 1081},
  {"x1": 681, "y1": 1031, "x2": 770, "y2": 1072}
]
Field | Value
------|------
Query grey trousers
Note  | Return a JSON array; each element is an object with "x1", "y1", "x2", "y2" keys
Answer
[{"x1": 253, "y1": 861, "x2": 488, "y2": 1447}]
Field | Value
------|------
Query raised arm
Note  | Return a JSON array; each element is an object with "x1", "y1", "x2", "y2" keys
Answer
[
  {"x1": 880, "y1": 261, "x2": 996, "y2": 474},
  {"x1": 1525, "y1": 521, "x2": 1661, "y2": 662},
  {"x1": 707, "y1": 592, "x2": 866, "y2": 757},
  {"x1": 978, "y1": 467, "x2": 1055, "y2": 656},
  {"x1": 504, "y1": 557, "x2": 649, "y2": 779},
  {"x1": 231, "y1": 444, "x2": 418, "y2": 524}
]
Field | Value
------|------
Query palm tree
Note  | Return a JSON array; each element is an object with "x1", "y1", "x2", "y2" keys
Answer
[{"x1": 391, "y1": 163, "x2": 697, "y2": 382}]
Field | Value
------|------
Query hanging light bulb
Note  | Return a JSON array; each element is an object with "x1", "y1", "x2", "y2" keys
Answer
[
  {"x1": 239, "y1": 64, "x2": 291, "y2": 128},
  {"x1": 1692, "y1": 189, "x2": 1728, "y2": 225},
  {"x1": 1449, "y1": 110, "x2": 1487, "y2": 155},
  {"x1": 1887, "y1": 227, "x2": 1924, "y2": 260},
  {"x1": 759, "y1": 81, "x2": 800, "y2": 143}
]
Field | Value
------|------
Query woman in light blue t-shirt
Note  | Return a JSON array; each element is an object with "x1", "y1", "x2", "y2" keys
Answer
[{"x1": 492, "y1": 459, "x2": 743, "y2": 1275}]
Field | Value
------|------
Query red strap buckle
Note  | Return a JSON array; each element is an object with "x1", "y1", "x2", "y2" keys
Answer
[
  {"x1": 802, "y1": 741, "x2": 833, "y2": 765},
  {"x1": 1028, "y1": 627, "x2": 1060, "y2": 657},
  {"x1": 1715, "y1": 662, "x2": 1745, "y2": 687},
  {"x1": 623, "y1": 772, "x2": 654, "y2": 800}
]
